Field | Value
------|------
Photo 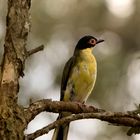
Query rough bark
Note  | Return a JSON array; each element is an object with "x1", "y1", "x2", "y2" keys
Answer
[{"x1": 0, "y1": 0, "x2": 31, "y2": 139}]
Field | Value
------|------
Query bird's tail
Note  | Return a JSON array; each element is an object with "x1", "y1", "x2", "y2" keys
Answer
[
  {"x1": 52, "y1": 123, "x2": 69, "y2": 140},
  {"x1": 52, "y1": 113, "x2": 70, "y2": 140}
]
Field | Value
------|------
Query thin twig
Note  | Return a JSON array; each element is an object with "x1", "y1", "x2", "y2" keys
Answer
[
  {"x1": 26, "y1": 112, "x2": 140, "y2": 140},
  {"x1": 27, "y1": 45, "x2": 44, "y2": 56}
]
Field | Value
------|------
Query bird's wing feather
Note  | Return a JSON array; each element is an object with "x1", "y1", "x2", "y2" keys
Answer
[{"x1": 60, "y1": 56, "x2": 75, "y2": 101}]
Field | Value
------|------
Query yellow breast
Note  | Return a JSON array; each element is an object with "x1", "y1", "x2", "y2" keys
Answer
[{"x1": 64, "y1": 48, "x2": 97, "y2": 102}]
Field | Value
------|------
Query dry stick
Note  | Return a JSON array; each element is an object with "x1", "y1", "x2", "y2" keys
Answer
[
  {"x1": 27, "y1": 45, "x2": 44, "y2": 56},
  {"x1": 26, "y1": 112, "x2": 140, "y2": 140}
]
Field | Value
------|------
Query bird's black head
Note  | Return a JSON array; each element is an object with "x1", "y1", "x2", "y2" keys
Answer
[{"x1": 75, "y1": 35, "x2": 104, "y2": 50}]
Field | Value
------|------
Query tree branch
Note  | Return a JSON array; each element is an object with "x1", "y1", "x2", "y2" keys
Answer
[
  {"x1": 24, "y1": 99, "x2": 105, "y2": 124},
  {"x1": 27, "y1": 45, "x2": 44, "y2": 56},
  {"x1": 26, "y1": 111, "x2": 140, "y2": 140},
  {"x1": 24, "y1": 99, "x2": 140, "y2": 139}
]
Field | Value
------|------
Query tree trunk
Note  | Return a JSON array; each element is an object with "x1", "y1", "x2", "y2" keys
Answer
[{"x1": 0, "y1": 0, "x2": 31, "y2": 139}]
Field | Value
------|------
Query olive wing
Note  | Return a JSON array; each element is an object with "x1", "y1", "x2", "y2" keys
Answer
[{"x1": 60, "y1": 56, "x2": 75, "y2": 101}]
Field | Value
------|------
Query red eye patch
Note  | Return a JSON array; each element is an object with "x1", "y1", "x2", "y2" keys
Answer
[{"x1": 88, "y1": 39, "x2": 96, "y2": 45}]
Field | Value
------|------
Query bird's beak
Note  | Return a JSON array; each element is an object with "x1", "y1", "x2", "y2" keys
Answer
[{"x1": 96, "y1": 39, "x2": 104, "y2": 44}]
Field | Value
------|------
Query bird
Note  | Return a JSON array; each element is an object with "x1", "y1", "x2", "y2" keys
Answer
[{"x1": 52, "y1": 35, "x2": 104, "y2": 140}]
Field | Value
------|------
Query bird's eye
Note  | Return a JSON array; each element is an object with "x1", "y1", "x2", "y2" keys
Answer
[{"x1": 88, "y1": 39, "x2": 96, "y2": 45}]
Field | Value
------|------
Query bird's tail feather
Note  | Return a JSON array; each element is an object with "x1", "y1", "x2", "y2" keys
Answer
[{"x1": 52, "y1": 123, "x2": 69, "y2": 140}]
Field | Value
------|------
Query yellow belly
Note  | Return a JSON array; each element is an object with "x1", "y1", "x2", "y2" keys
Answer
[{"x1": 64, "y1": 53, "x2": 97, "y2": 102}]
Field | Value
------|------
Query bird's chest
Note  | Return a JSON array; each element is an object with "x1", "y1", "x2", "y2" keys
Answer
[
  {"x1": 64, "y1": 49, "x2": 97, "y2": 102},
  {"x1": 72, "y1": 58, "x2": 97, "y2": 87},
  {"x1": 67, "y1": 55, "x2": 97, "y2": 102}
]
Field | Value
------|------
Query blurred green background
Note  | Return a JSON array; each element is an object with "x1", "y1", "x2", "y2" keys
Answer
[{"x1": 1, "y1": 0, "x2": 140, "y2": 140}]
